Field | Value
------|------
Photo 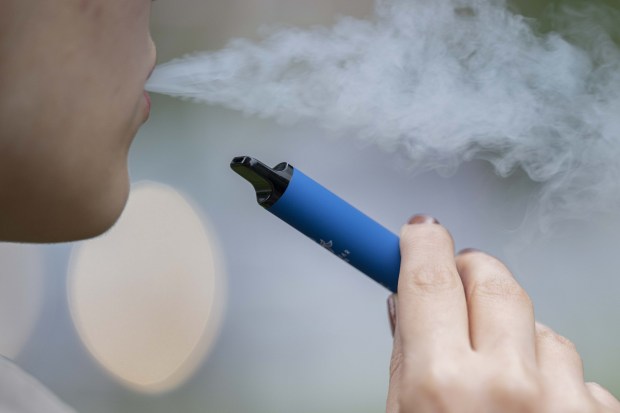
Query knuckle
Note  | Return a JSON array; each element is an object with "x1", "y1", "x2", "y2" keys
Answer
[
  {"x1": 469, "y1": 269, "x2": 531, "y2": 305},
  {"x1": 537, "y1": 325, "x2": 580, "y2": 353},
  {"x1": 401, "y1": 262, "x2": 460, "y2": 294},
  {"x1": 553, "y1": 333, "x2": 578, "y2": 352},
  {"x1": 399, "y1": 223, "x2": 459, "y2": 295},
  {"x1": 473, "y1": 277, "x2": 530, "y2": 303},
  {"x1": 488, "y1": 371, "x2": 541, "y2": 409},
  {"x1": 536, "y1": 325, "x2": 584, "y2": 369},
  {"x1": 535, "y1": 322, "x2": 554, "y2": 337},
  {"x1": 393, "y1": 362, "x2": 456, "y2": 412},
  {"x1": 413, "y1": 361, "x2": 464, "y2": 402},
  {"x1": 457, "y1": 253, "x2": 533, "y2": 307},
  {"x1": 486, "y1": 358, "x2": 541, "y2": 410}
]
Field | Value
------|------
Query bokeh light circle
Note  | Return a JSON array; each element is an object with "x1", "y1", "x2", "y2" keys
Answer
[{"x1": 68, "y1": 182, "x2": 226, "y2": 393}]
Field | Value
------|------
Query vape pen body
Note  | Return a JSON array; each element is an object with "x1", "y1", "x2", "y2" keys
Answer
[{"x1": 231, "y1": 156, "x2": 400, "y2": 292}]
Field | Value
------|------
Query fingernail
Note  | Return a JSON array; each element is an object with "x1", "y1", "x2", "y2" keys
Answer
[
  {"x1": 457, "y1": 248, "x2": 480, "y2": 255},
  {"x1": 387, "y1": 294, "x2": 398, "y2": 337},
  {"x1": 408, "y1": 214, "x2": 439, "y2": 225}
]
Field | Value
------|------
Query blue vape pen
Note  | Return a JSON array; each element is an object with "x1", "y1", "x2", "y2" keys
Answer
[{"x1": 231, "y1": 156, "x2": 400, "y2": 292}]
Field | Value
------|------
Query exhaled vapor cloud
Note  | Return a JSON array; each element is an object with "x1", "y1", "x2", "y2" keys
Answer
[{"x1": 147, "y1": 0, "x2": 620, "y2": 227}]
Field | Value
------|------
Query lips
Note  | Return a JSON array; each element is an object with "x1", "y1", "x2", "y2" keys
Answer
[{"x1": 143, "y1": 91, "x2": 151, "y2": 115}]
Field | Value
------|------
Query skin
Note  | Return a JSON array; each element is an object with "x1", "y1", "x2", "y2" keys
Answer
[
  {"x1": 0, "y1": 1, "x2": 616, "y2": 411},
  {"x1": 387, "y1": 215, "x2": 620, "y2": 413},
  {"x1": 0, "y1": 0, "x2": 155, "y2": 242}
]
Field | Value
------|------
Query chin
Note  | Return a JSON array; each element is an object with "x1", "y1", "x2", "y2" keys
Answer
[
  {"x1": 0, "y1": 214, "x2": 122, "y2": 244},
  {"x1": 22, "y1": 200, "x2": 128, "y2": 244},
  {"x1": 62, "y1": 153, "x2": 133, "y2": 242},
  {"x1": 67, "y1": 207, "x2": 126, "y2": 241},
  {"x1": 1, "y1": 177, "x2": 131, "y2": 244},
  {"x1": 67, "y1": 181, "x2": 131, "y2": 242}
]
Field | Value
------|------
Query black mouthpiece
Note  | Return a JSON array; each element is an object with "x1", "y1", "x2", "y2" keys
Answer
[{"x1": 230, "y1": 156, "x2": 293, "y2": 207}]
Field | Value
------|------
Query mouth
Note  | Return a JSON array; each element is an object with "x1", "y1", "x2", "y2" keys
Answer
[{"x1": 143, "y1": 91, "x2": 152, "y2": 117}]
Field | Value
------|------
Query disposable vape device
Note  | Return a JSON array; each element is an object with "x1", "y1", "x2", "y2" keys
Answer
[{"x1": 231, "y1": 156, "x2": 400, "y2": 292}]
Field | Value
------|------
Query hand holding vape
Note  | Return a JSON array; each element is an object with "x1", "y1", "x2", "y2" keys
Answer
[{"x1": 231, "y1": 156, "x2": 401, "y2": 292}]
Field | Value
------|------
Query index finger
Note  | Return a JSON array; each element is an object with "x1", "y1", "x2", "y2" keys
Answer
[{"x1": 396, "y1": 215, "x2": 470, "y2": 356}]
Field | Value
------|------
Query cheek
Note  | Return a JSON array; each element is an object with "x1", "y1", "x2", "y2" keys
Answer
[
  {"x1": 80, "y1": 0, "x2": 154, "y2": 78},
  {"x1": 67, "y1": 6, "x2": 155, "y2": 144}
]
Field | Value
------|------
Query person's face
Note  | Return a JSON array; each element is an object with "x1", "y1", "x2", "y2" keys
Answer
[{"x1": 0, "y1": 0, "x2": 156, "y2": 242}]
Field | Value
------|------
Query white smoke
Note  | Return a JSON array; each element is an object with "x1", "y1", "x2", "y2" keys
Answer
[{"x1": 146, "y1": 0, "x2": 620, "y2": 228}]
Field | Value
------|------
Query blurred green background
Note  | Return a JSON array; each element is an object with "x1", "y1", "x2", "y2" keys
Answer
[{"x1": 1, "y1": 0, "x2": 619, "y2": 412}]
